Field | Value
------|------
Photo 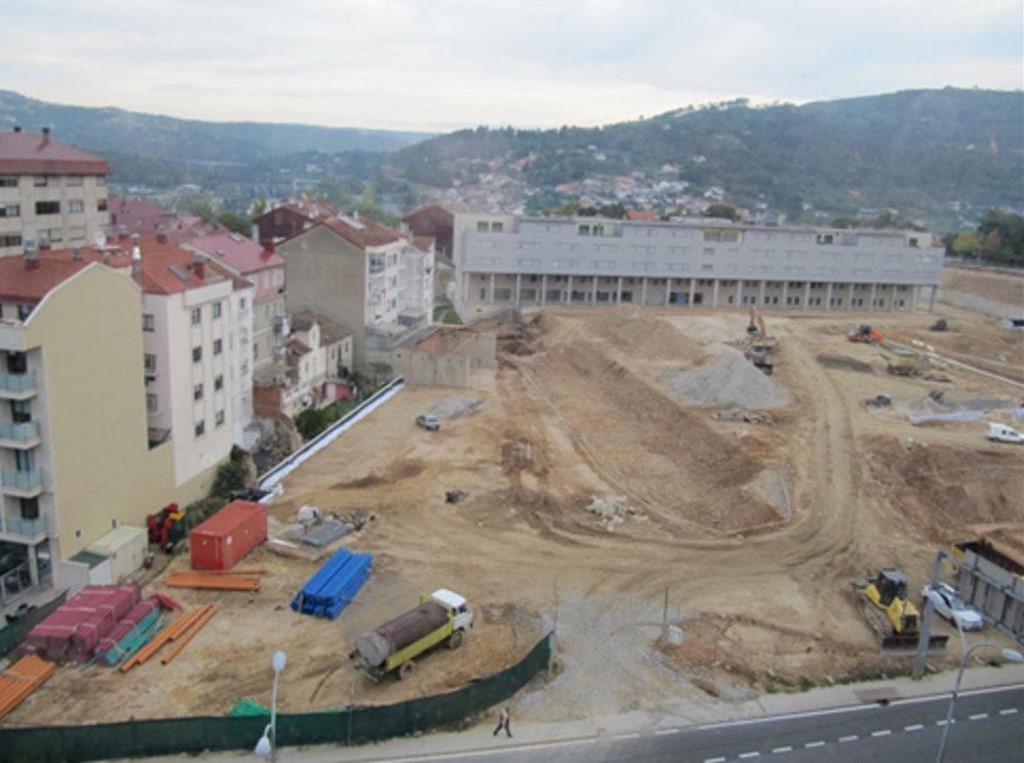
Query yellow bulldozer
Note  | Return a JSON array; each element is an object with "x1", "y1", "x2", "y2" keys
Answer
[{"x1": 851, "y1": 568, "x2": 949, "y2": 651}]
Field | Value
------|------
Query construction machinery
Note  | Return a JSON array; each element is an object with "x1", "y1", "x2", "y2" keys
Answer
[
  {"x1": 851, "y1": 569, "x2": 949, "y2": 651},
  {"x1": 929, "y1": 318, "x2": 948, "y2": 332},
  {"x1": 878, "y1": 343, "x2": 925, "y2": 376},
  {"x1": 847, "y1": 325, "x2": 884, "y2": 344},
  {"x1": 744, "y1": 343, "x2": 774, "y2": 375},
  {"x1": 746, "y1": 307, "x2": 778, "y2": 349}
]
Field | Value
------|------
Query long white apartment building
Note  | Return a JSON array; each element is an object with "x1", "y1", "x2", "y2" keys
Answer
[
  {"x1": 453, "y1": 214, "x2": 944, "y2": 313},
  {"x1": 0, "y1": 129, "x2": 110, "y2": 256}
]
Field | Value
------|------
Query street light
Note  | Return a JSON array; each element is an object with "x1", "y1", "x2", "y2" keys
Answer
[
  {"x1": 255, "y1": 650, "x2": 287, "y2": 762},
  {"x1": 935, "y1": 624, "x2": 1022, "y2": 763}
]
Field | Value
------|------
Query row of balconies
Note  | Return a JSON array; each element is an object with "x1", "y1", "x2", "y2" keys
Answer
[{"x1": 0, "y1": 371, "x2": 35, "y2": 398}]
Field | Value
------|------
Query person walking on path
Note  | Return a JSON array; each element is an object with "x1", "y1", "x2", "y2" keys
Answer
[{"x1": 492, "y1": 706, "x2": 512, "y2": 738}]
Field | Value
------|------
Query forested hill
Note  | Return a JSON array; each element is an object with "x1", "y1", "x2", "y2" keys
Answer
[
  {"x1": 0, "y1": 90, "x2": 432, "y2": 161},
  {"x1": 386, "y1": 88, "x2": 1023, "y2": 224}
]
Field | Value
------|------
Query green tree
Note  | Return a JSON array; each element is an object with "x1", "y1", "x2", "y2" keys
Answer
[
  {"x1": 706, "y1": 203, "x2": 741, "y2": 222},
  {"x1": 949, "y1": 231, "x2": 983, "y2": 259},
  {"x1": 210, "y1": 462, "x2": 246, "y2": 499},
  {"x1": 295, "y1": 408, "x2": 331, "y2": 440},
  {"x1": 217, "y1": 211, "x2": 253, "y2": 235},
  {"x1": 250, "y1": 197, "x2": 268, "y2": 218},
  {"x1": 977, "y1": 208, "x2": 1024, "y2": 264}
]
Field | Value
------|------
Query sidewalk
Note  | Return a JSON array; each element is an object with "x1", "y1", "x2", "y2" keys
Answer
[{"x1": 115, "y1": 663, "x2": 1024, "y2": 763}]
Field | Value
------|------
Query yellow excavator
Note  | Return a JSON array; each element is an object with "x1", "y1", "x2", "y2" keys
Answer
[
  {"x1": 852, "y1": 569, "x2": 948, "y2": 650},
  {"x1": 746, "y1": 307, "x2": 778, "y2": 348}
]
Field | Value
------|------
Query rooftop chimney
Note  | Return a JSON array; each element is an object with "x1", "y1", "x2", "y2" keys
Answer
[
  {"x1": 72, "y1": 247, "x2": 83, "y2": 260},
  {"x1": 131, "y1": 244, "x2": 142, "y2": 284},
  {"x1": 193, "y1": 253, "x2": 205, "y2": 281},
  {"x1": 38, "y1": 127, "x2": 50, "y2": 150},
  {"x1": 155, "y1": 225, "x2": 167, "y2": 244},
  {"x1": 13, "y1": 126, "x2": 21, "y2": 133}
]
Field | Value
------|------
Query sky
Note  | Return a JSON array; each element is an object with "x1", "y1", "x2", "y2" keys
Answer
[{"x1": 4, "y1": 0, "x2": 1023, "y2": 134}]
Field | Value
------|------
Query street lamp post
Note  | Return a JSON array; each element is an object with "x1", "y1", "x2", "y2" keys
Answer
[
  {"x1": 255, "y1": 650, "x2": 287, "y2": 762},
  {"x1": 935, "y1": 624, "x2": 1022, "y2": 763}
]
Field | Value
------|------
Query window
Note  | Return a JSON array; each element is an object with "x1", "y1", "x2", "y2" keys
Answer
[
  {"x1": 369, "y1": 255, "x2": 384, "y2": 274},
  {"x1": 212, "y1": 302, "x2": 222, "y2": 319},
  {"x1": 17, "y1": 304, "x2": 33, "y2": 320},
  {"x1": 0, "y1": 204, "x2": 20, "y2": 218},
  {"x1": 191, "y1": 307, "x2": 201, "y2": 325},
  {"x1": 0, "y1": 176, "x2": 17, "y2": 187},
  {"x1": 146, "y1": 393, "x2": 158, "y2": 413},
  {"x1": 142, "y1": 313, "x2": 155, "y2": 332},
  {"x1": 239, "y1": 297, "x2": 247, "y2": 310},
  {"x1": 192, "y1": 346, "x2": 202, "y2": 363},
  {"x1": 97, "y1": 199, "x2": 108, "y2": 212},
  {"x1": 144, "y1": 354, "x2": 157, "y2": 375},
  {"x1": 0, "y1": 234, "x2": 23, "y2": 247},
  {"x1": 33, "y1": 176, "x2": 47, "y2": 187},
  {"x1": 213, "y1": 338, "x2": 223, "y2": 355},
  {"x1": 193, "y1": 383, "x2": 204, "y2": 401},
  {"x1": 491, "y1": 221, "x2": 503, "y2": 232},
  {"x1": 35, "y1": 201, "x2": 60, "y2": 215},
  {"x1": 20, "y1": 497, "x2": 39, "y2": 520},
  {"x1": 477, "y1": 221, "x2": 488, "y2": 232},
  {"x1": 67, "y1": 200, "x2": 84, "y2": 213},
  {"x1": 194, "y1": 421, "x2": 205, "y2": 437},
  {"x1": 215, "y1": 410, "x2": 225, "y2": 427},
  {"x1": 214, "y1": 374, "x2": 224, "y2": 391}
]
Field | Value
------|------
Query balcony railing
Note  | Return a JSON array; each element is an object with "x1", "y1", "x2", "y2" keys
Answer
[
  {"x1": 2, "y1": 469, "x2": 43, "y2": 492},
  {"x1": 0, "y1": 421, "x2": 40, "y2": 444},
  {"x1": 0, "y1": 513, "x2": 46, "y2": 538},
  {"x1": 0, "y1": 372, "x2": 36, "y2": 395}
]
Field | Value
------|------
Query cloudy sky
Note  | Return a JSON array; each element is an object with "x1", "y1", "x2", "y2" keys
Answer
[{"x1": 5, "y1": 0, "x2": 1022, "y2": 133}]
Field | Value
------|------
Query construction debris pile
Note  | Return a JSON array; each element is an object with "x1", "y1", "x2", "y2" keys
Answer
[
  {"x1": 584, "y1": 496, "x2": 647, "y2": 531},
  {"x1": 673, "y1": 348, "x2": 790, "y2": 409}
]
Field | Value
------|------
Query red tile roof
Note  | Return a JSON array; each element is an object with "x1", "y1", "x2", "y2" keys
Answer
[
  {"x1": 135, "y1": 238, "x2": 231, "y2": 295},
  {"x1": 187, "y1": 230, "x2": 284, "y2": 274},
  {"x1": 0, "y1": 131, "x2": 109, "y2": 175},
  {"x1": 412, "y1": 235, "x2": 435, "y2": 253},
  {"x1": 0, "y1": 256, "x2": 95, "y2": 303},
  {"x1": 321, "y1": 214, "x2": 403, "y2": 249},
  {"x1": 107, "y1": 197, "x2": 201, "y2": 243},
  {"x1": 627, "y1": 209, "x2": 659, "y2": 221}
]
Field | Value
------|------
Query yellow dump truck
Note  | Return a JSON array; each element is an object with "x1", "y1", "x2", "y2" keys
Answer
[{"x1": 351, "y1": 588, "x2": 473, "y2": 682}]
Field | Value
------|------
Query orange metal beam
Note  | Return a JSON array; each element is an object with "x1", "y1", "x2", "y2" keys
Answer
[{"x1": 160, "y1": 606, "x2": 217, "y2": 665}]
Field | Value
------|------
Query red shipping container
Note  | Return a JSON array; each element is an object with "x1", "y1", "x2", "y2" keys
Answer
[{"x1": 189, "y1": 500, "x2": 267, "y2": 571}]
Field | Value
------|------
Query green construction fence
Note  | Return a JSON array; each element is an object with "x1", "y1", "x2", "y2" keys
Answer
[{"x1": 0, "y1": 631, "x2": 553, "y2": 762}]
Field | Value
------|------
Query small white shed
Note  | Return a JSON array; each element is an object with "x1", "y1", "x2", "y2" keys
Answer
[{"x1": 85, "y1": 525, "x2": 148, "y2": 583}]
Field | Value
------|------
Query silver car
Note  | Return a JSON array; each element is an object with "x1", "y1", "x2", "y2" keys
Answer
[{"x1": 921, "y1": 582, "x2": 984, "y2": 631}]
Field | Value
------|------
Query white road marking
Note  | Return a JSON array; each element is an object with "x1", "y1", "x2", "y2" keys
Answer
[
  {"x1": 772, "y1": 746, "x2": 793, "y2": 753},
  {"x1": 839, "y1": 735, "x2": 859, "y2": 742},
  {"x1": 805, "y1": 741, "x2": 825, "y2": 748},
  {"x1": 999, "y1": 708, "x2": 1019, "y2": 716},
  {"x1": 871, "y1": 729, "x2": 892, "y2": 737},
  {"x1": 739, "y1": 753, "x2": 761, "y2": 759},
  {"x1": 905, "y1": 724, "x2": 924, "y2": 732},
  {"x1": 654, "y1": 728, "x2": 679, "y2": 736},
  {"x1": 704, "y1": 757, "x2": 726, "y2": 763},
  {"x1": 969, "y1": 713, "x2": 988, "y2": 721}
]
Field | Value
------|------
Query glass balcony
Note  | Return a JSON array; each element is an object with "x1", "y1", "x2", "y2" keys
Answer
[
  {"x1": 0, "y1": 372, "x2": 36, "y2": 397},
  {"x1": 0, "y1": 421, "x2": 40, "y2": 445},
  {"x1": 1, "y1": 514, "x2": 46, "y2": 538},
  {"x1": 2, "y1": 469, "x2": 43, "y2": 494}
]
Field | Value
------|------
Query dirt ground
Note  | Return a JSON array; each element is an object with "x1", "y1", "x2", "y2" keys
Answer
[{"x1": 5, "y1": 267, "x2": 1024, "y2": 728}]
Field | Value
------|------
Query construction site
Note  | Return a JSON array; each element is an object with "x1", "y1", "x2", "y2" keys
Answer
[{"x1": 2, "y1": 266, "x2": 1023, "y2": 733}]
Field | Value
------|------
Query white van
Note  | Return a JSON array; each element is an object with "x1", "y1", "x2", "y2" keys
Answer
[{"x1": 987, "y1": 422, "x2": 1024, "y2": 444}]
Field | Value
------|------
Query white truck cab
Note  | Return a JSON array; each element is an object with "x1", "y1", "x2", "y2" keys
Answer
[
  {"x1": 431, "y1": 588, "x2": 474, "y2": 631},
  {"x1": 987, "y1": 422, "x2": 1024, "y2": 444}
]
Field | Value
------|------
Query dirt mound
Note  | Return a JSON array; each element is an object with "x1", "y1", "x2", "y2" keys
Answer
[
  {"x1": 865, "y1": 436, "x2": 1024, "y2": 542},
  {"x1": 581, "y1": 308, "x2": 708, "y2": 364},
  {"x1": 527, "y1": 337, "x2": 779, "y2": 536},
  {"x1": 672, "y1": 348, "x2": 791, "y2": 409}
]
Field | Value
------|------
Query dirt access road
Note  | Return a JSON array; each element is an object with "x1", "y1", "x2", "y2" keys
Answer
[{"x1": 6, "y1": 270, "x2": 1023, "y2": 727}]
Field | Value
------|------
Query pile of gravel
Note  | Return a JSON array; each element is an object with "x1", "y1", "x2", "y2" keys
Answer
[{"x1": 672, "y1": 348, "x2": 790, "y2": 409}]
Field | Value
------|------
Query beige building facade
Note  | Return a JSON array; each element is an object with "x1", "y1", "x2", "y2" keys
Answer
[
  {"x1": 0, "y1": 259, "x2": 174, "y2": 608},
  {"x1": 0, "y1": 129, "x2": 110, "y2": 257}
]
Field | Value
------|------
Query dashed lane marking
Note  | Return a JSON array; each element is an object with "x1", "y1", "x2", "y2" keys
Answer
[
  {"x1": 838, "y1": 735, "x2": 858, "y2": 742},
  {"x1": 772, "y1": 746, "x2": 793, "y2": 753},
  {"x1": 905, "y1": 724, "x2": 924, "y2": 732},
  {"x1": 999, "y1": 708, "x2": 1019, "y2": 716},
  {"x1": 871, "y1": 729, "x2": 892, "y2": 738},
  {"x1": 805, "y1": 741, "x2": 825, "y2": 749},
  {"x1": 739, "y1": 753, "x2": 761, "y2": 759},
  {"x1": 969, "y1": 713, "x2": 988, "y2": 721},
  {"x1": 704, "y1": 757, "x2": 726, "y2": 763}
]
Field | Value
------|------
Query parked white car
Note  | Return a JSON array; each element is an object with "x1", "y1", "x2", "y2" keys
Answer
[{"x1": 921, "y1": 582, "x2": 984, "y2": 631}]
